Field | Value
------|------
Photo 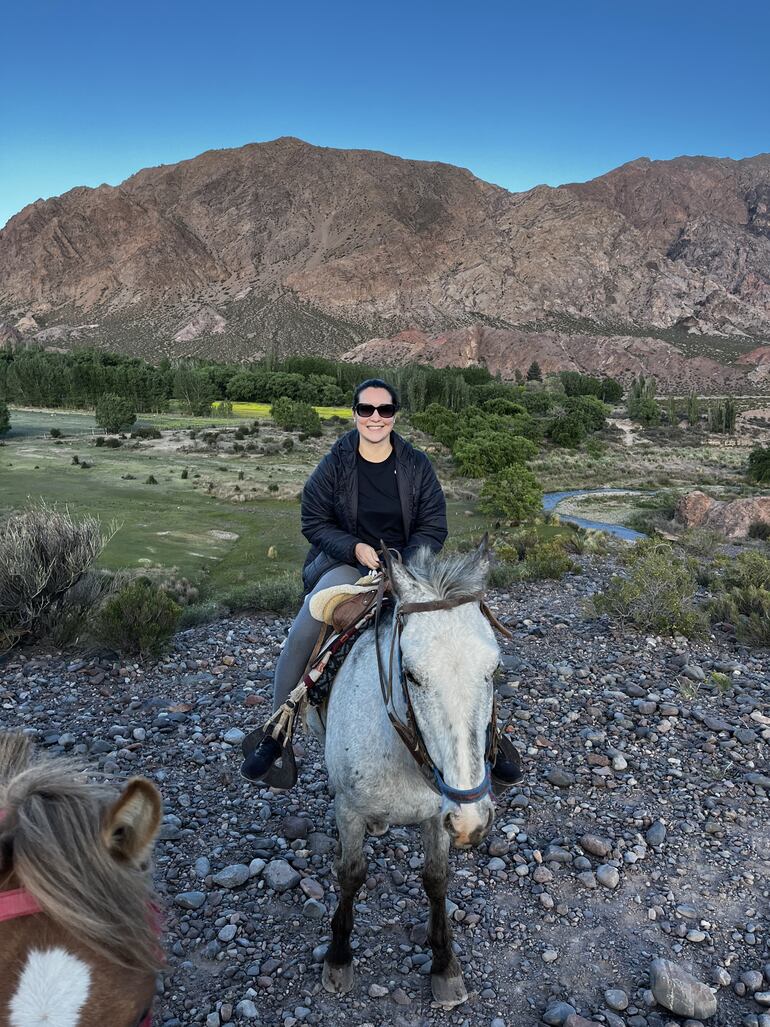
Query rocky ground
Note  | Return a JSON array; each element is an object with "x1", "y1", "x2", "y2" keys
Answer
[{"x1": 2, "y1": 558, "x2": 769, "y2": 1027}]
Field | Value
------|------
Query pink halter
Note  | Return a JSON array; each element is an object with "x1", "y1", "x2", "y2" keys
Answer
[{"x1": 0, "y1": 810, "x2": 41, "y2": 921}]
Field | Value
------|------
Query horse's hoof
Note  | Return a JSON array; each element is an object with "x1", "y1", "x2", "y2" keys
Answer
[
  {"x1": 431, "y1": 971, "x2": 468, "y2": 1008},
  {"x1": 322, "y1": 960, "x2": 354, "y2": 994}
]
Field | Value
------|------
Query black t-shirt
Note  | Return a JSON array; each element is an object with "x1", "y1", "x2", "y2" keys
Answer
[{"x1": 356, "y1": 449, "x2": 406, "y2": 551}]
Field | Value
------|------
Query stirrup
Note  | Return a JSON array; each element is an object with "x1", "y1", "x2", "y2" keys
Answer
[
  {"x1": 241, "y1": 726, "x2": 298, "y2": 790},
  {"x1": 491, "y1": 733, "x2": 523, "y2": 796}
]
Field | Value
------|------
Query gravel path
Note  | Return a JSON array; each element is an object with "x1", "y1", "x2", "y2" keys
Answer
[{"x1": 2, "y1": 558, "x2": 769, "y2": 1027}]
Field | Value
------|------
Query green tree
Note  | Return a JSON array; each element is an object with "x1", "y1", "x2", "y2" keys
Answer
[
  {"x1": 526, "y1": 361, "x2": 542, "y2": 382},
  {"x1": 627, "y1": 373, "x2": 661, "y2": 425},
  {"x1": 453, "y1": 432, "x2": 537, "y2": 477},
  {"x1": 748, "y1": 446, "x2": 770, "y2": 483},
  {"x1": 548, "y1": 414, "x2": 587, "y2": 448},
  {"x1": 270, "y1": 397, "x2": 322, "y2": 436},
  {"x1": 479, "y1": 465, "x2": 543, "y2": 523},
  {"x1": 0, "y1": 399, "x2": 9, "y2": 434},
  {"x1": 95, "y1": 393, "x2": 136, "y2": 433},
  {"x1": 686, "y1": 391, "x2": 700, "y2": 428},
  {"x1": 173, "y1": 363, "x2": 217, "y2": 416}
]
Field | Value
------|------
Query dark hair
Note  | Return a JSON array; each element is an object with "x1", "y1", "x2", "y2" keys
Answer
[{"x1": 352, "y1": 378, "x2": 400, "y2": 410}]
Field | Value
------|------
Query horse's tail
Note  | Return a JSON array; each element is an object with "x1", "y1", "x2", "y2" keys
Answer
[{"x1": 0, "y1": 730, "x2": 161, "y2": 973}]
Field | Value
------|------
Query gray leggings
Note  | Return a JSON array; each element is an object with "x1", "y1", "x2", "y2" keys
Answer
[{"x1": 272, "y1": 564, "x2": 361, "y2": 711}]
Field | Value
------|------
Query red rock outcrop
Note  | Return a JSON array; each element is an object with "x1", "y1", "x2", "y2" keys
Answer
[{"x1": 676, "y1": 490, "x2": 770, "y2": 538}]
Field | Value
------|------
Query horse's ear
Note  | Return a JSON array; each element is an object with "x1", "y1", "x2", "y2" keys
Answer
[
  {"x1": 103, "y1": 778, "x2": 162, "y2": 865},
  {"x1": 389, "y1": 560, "x2": 416, "y2": 597},
  {"x1": 474, "y1": 533, "x2": 492, "y2": 582}
]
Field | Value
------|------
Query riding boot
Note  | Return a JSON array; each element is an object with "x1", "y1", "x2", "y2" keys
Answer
[{"x1": 240, "y1": 736, "x2": 282, "y2": 782}]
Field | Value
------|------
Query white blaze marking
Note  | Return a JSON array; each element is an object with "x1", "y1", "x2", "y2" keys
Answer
[{"x1": 9, "y1": 948, "x2": 91, "y2": 1027}]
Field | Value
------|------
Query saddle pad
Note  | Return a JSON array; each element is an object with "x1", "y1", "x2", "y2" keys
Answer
[{"x1": 309, "y1": 574, "x2": 378, "y2": 626}]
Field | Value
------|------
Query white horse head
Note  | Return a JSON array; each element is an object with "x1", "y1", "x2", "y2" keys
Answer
[{"x1": 390, "y1": 545, "x2": 498, "y2": 847}]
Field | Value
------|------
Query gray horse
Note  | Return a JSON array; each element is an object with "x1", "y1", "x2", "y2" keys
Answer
[{"x1": 308, "y1": 545, "x2": 500, "y2": 1008}]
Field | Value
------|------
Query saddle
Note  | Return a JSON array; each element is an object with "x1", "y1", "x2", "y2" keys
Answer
[{"x1": 308, "y1": 573, "x2": 380, "y2": 633}]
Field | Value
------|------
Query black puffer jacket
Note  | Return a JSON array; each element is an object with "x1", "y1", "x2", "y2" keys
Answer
[{"x1": 301, "y1": 430, "x2": 448, "y2": 591}]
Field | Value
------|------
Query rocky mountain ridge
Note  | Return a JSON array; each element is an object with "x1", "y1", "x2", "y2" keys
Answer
[{"x1": 2, "y1": 138, "x2": 770, "y2": 389}]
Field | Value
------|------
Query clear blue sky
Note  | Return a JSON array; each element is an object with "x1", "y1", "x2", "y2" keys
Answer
[{"x1": 2, "y1": 0, "x2": 769, "y2": 229}]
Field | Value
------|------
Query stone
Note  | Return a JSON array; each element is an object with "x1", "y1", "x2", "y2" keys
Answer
[
  {"x1": 222, "y1": 727, "x2": 245, "y2": 745},
  {"x1": 546, "y1": 768, "x2": 575, "y2": 788},
  {"x1": 263, "y1": 859, "x2": 301, "y2": 893},
  {"x1": 543, "y1": 1002, "x2": 577, "y2": 1026},
  {"x1": 236, "y1": 1000, "x2": 258, "y2": 1019},
  {"x1": 650, "y1": 958, "x2": 718, "y2": 1019},
  {"x1": 646, "y1": 820, "x2": 667, "y2": 846},
  {"x1": 281, "y1": 815, "x2": 312, "y2": 840},
  {"x1": 174, "y1": 891, "x2": 206, "y2": 910},
  {"x1": 579, "y1": 833, "x2": 612, "y2": 857},
  {"x1": 604, "y1": 989, "x2": 629, "y2": 1011},
  {"x1": 368, "y1": 983, "x2": 389, "y2": 998},
  {"x1": 596, "y1": 864, "x2": 620, "y2": 889},
  {"x1": 212, "y1": 864, "x2": 250, "y2": 889}
]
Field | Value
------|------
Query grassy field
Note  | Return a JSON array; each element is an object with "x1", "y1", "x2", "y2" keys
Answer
[{"x1": 0, "y1": 408, "x2": 492, "y2": 603}]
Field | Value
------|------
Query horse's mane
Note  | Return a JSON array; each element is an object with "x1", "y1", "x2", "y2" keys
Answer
[
  {"x1": 0, "y1": 732, "x2": 160, "y2": 972},
  {"x1": 404, "y1": 547, "x2": 488, "y2": 601}
]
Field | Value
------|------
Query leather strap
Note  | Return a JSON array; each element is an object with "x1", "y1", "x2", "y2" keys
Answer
[{"x1": 0, "y1": 886, "x2": 42, "y2": 923}]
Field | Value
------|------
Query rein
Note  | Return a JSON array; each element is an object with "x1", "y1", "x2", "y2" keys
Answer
[{"x1": 373, "y1": 565, "x2": 511, "y2": 805}]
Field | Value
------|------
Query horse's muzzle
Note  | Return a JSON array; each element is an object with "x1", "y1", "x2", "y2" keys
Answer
[{"x1": 443, "y1": 804, "x2": 494, "y2": 849}]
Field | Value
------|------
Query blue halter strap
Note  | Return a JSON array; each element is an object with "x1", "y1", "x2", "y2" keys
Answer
[{"x1": 433, "y1": 763, "x2": 492, "y2": 805}]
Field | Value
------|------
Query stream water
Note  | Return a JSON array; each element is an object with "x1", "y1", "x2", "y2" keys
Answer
[{"x1": 542, "y1": 488, "x2": 646, "y2": 541}]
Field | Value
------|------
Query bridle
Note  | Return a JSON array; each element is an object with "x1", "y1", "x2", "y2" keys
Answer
[{"x1": 373, "y1": 555, "x2": 511, "y2": 805}]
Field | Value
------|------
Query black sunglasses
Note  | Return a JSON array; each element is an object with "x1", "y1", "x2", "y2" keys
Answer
[{"x1": 354, "y1": 403, "x2": 397, "y2": 418}]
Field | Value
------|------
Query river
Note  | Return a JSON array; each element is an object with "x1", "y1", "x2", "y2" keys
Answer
[{"x1": 542, "y1": 488, "x2": 646, "y2": 541}]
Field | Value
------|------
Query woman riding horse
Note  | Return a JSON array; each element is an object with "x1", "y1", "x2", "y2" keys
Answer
[{"x1": 241, "y1": 378, "x2": 520, "y2": 789}]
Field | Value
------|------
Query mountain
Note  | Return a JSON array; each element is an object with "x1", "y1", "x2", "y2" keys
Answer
[{"x1": 2, "y1": 138, "x2": 770, "y2": 389}]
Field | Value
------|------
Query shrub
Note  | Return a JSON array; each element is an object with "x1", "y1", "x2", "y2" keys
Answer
[
  {"x1": 95, "y1": 393, "x2": 136, "y2": 433},
  {"x1": 747, "y1": 446, "x2": 770, "y2": 483},
  {"x1": 94, "y1": 579, "x2": 181, "y2": 657},
  {"x1": 105, "y1": 438, "x2": 122, "y2": 449},
  {"x1": 593, "y1": 540, "x2": 707, "y2": 638},
  {"x1": 520, "y1": 390, "x2": 553, "y2": 415},
  {"x1": 565, "y1": 395, "x2": 609, "y2": 432},
  {"x1": 181, "y1": 468, "x2": 189, "y2": 479},
  {"x1": 221, "y1": 573, "x2": 303, "y2": 614},
  {"x1": 130, "y1": 426, "x2": 162, "y2": 440},
  {"x1": 270, "y1": 397, "x2": 322, "y2": 436},
  {"x1": 145, "y1": 475, "x2": 158, "y2": 485},
  {"x1": 0, "y1": 401, "x2": 9, "y2": 434},
  {"x1": 479, "y1": 466, "x2": 543, "y2": 523},
  {"x1": 49, "y1": 427, "x2": 62, "y2": 438},
  {"x1": 718, "y1": 550, "x2": 770, "y2": 591},
  {"x1": 0, "y1": 504, "x2": 113, "y2": 652},
  {"x1": 482, "y1": 398, "x2": 526, "y2": 417},
  {"x1": 523, "y1": 539, "x2": 578, "y2": 580},
  {"x1": 95, "y1": 436, "x2": 105, "y2": 447},
  {"x1": 748, "y1": 521, "x2": 770, "y2": 540}
]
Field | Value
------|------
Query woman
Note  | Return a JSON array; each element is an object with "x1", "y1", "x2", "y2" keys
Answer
[{"x1": 242, "y1": 378, "x2": 521, "y2": 789}]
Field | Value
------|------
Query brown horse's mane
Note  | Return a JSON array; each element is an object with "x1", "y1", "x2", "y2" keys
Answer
[{"x1": 0, "y1": 732, "x2": 161, "y2": 972}]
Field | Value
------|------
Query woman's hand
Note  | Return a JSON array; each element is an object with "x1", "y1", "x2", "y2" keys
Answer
[{"x1": 354, "y1": 543, "x2": 381, "y2": 570}]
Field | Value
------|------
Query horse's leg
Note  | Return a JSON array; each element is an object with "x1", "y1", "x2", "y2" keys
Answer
[
  {"x1": 421, "y1": 815, "x2": 468, "y2": 1008},
  {"x1": 322, "y1": 801, "x2": 367, "y2": 995}
]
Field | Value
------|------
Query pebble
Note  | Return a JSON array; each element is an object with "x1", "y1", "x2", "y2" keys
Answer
[
  {"x1": 543, "y1": 1002, "x2": 577, "y2": 1026},
  {"x1": 212, "y1": 864, "x2": 250, "y2": 889},
  {"x1": 263, "y1": 859, "x2": 301, "y2": 893},
  {"x1": 604, "y1": 988, "x2": 629, "y2": 1010}
]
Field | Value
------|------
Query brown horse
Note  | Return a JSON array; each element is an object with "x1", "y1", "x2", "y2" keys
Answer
[{"x1": 0, "y1": 732, "x2": 163, "y2": 1027}]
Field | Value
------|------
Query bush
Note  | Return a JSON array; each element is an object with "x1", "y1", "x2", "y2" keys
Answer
[
  {"x1": 748, "y1": 521, "x2": 770, "y2": 540},
  {"x1": 479, "y1": 466, "x2": 543, "y2": 523},
  {"x1": 49, "y1": 427, "x2": 62, "y2": 439},
  {"x1": 94, "y1": 579, "x2": 181, "y2": 657},
  {"x1": 482, "y1": 398, "x2": 526, "y2": 417},
  {"x1": 221, "y1": 573, "x2": 303, "y2": 614},
  {"x1": 747, "y1": 446, "x2": 770, "y2": 483},
  {"x1": 130, "y1": 426, "x2": 162, "y2": 440},
  {"x1": 0, "y1": 400, "x2": 10, "y2": 434},
  {"x1": 593, "y1": 540, "x2": 706, "y2": 638},
  {"x1": 270, "y1": 397, "x2": 322, "y2": 436},
  {"x1": 523, "y1": 539, "x2": 578, "y2": 580},
  {"x1": 95, "y1": 393, "x2": 136, "y2": 433},
  {"x1": 0, "y1": 504, "x2": 113, "y2": 652}
]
